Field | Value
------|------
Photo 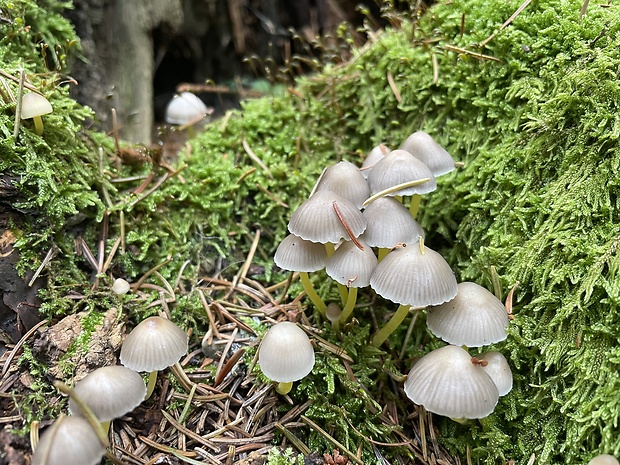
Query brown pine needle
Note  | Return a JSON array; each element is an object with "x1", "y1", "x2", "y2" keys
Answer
[{"x1": 479, "y1": 0, "x2": 533, "y2": 48}]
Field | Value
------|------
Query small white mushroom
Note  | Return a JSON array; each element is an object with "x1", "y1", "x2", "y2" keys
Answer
[
  {"x1": 258, "y1": 322, "x2": 315, "y2": 395},
  {"x1": 164, "y1": 91, "x2": 209, "y2": 125},
  {"x1": 21, "y1": 92, "x2": 52, "y2": 135},
  {"x1": 477, "y1": 351, "x2": 513, "y2": 396}
]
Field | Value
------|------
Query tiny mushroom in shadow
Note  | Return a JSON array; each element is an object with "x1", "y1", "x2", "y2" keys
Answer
[
  {"x1": 120, "y1": 315, "x2": 188, "y2": 400},
  {"x1": 258, "y1": 321, "x2": 315, "y2": 395}
]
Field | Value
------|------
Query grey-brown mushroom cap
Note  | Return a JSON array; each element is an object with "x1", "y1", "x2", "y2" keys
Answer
[
  {"x1": 360, "y1": 144, "x2": 390, "y2": 178},
  {"x1": 274, "y1": 234, "x2": 328, "y2": 272},
  {"x1": 32, "y1": 416, "x2": 106, "y2": 465},
  {"x1": 399, "y1": 131, "x2": 455, "y2": 176},
  {"x1": 361, "y1": 196, "x2": 424, "y2": 248},
  {"x1": 325, "y1": 239, "x2": 378, "y2": 287},
  {"x1": 478, "y1": 351, "x2": 513, "y2": 397},
  {"x1": 367, "y1": 149, "x2": 437, "y2": 196},
  {"x1": 369, "y1": 243, "x2": 457, "y2": 307},
  {"x1": 120, "y1": 316, "x2": 188, "y2": 372},
  {"x1": 287, "y1": 190, "x2": 366, "y2": 244},
  {"x1": 68, "y1": 365, "x2": 147, "y2": 421},
  {"x1": 426, "y1": 282, "x2": 510, "y2": 347},
  {"x1": 313, "y1": 161, "x2": 370, "y2": 209},
  {"x1": 404, "y1": 345, "x2": 499, "y2": 419},
  {"x1": 258, "y1": 322, "x2": 315, "y2": 383}
]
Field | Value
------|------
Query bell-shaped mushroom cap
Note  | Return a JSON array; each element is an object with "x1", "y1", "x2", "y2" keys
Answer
[
  {"x1": 68, "y1": 365, "x2": 147, "y2": 421},
  {"x1": 258, "y1": 322, "x2": 315, "y2": 383},
  {"x1": 111, "y1": 278, "x2": 131, "y2": 295},
  {"x1": 361, "y1": 144, "x2": 390, "y2": 178},
  {"x1": 404, "y1": 345, "x2": 499, "y2": 419},
  {"x1": 20, "y1": 92, "x2": 53, "y2": 119},
  {"x1": 274, "y1": 234, "x2": 328, "y2": 272},
  {"x1": 164, "y1": 91, "x2": 209, "y2": 125},
  {"x1": 426, "y1": 282, "x2": 510, "y2": 347},
  {"x1": 32, "y1": 415, "x2": 106, "y2": 465},
  {"x1": 477, "y1": 351, "x2": 513, "y2": 396},
  {"x1": 367, "y1": 149, "x2": 437, "y2": 196},
  {"x1": 370, "y1": 243, "x2": 457, "y2": 307},
  {"x1": 361, "y1": 197, "x2": 424, "y2": 248},
  {"x1": 313, "y1": 161, "x2": 370, "y2": 209},
  {"x1": 399, "y1": 131, "x2": 455, "y2": 176},
  {"x1": 325, "y1": 240, "x2": 378, "y2": 287},
  {"x1": 120, "y1": 316, "x2": 188, "y2": 372},
  {"x1": 588, "y1": 455, "x2": 620, "y2": 465},
  {"x1": 288, "y1": 190, "x2": 366, "y2": 244}
]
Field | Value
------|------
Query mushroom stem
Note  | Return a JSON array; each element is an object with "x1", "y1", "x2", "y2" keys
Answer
[
  {"x1": 276, "y1": 381, "x2": 293, "y2": 395},
  {"x1": 339, "y1": 287, "x2": 358, "y2": 324},
  {"x1": 372, "y1": 304, "x2": 412, "y2": 347},
  {"x1": 300, "y1": 272, "x2": 327, "y2": 316},
  {"x1": 145, "y1": 370, "x2": 158, "y2": 400},
  {"x1": 32, "y1": 115, "x2": 44, "y2": 135},
  {"x1": 409, "y1": 194, "x2": 421, "y2": 219}
]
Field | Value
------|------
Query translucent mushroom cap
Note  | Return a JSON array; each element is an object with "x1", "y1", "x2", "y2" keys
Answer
[
  {"x1": 164, "y1": 91, "x2": 209, "y2": 125},
  {"x1": 367, "y1": 149, "x2": 437, "y2": 196},
  {"x1": 404, "y1": 345, "x2": 499, "y2": 419},
  {"x1": 111, "y1": 278, "x2": 131, "y2": 295},
  {"x1": 361, "y1": 196, "x2": 424, "y2": 248},
  {"x1": 288, "y1": 190, "x2": 366, "y2": 244},
  {"x1": 20, "y1": 92, "x2": 52, "y2": 119},
  {"x1": 274, "y1": 234, "x2": 328, "y2": 272},
  {"x1": 68, "y1": 365, "x2": 147, "y2": 421},
  {"x1": 120, "y1": 316, "x2": 188, "y2": 372},
  {"x1": 325, "y1": 239, "x2": 378, "y2": 287},
  {"x1": 478, "y1": 351, "x2": 513, "y2": 396},
  {"x1": 399, "y1": 131, "x2": 455, "y2": 176},
  {"x1": 360, "y1": 144, "x2": 390, "y2": 178},
  {"x1": 258, "y1": 322, "x2": 315, "y2": 383},
  {"x1": 32, "y1": 415, "x2": 106, "y2": 465},
  {"x1": 370, "y1": 243, "x2": 457, "y2": 307},
  {"x1": 426, "y1": 282, "x2": 510, "y2": 347},
  {"x1": 588, "y1": 455, "x2": 620, "y2": 465},
  {"x1": 313, "y1": 161, "x2": 370, "y2": 209}
]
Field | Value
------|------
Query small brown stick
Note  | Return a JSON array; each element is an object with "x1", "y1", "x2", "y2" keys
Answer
[
  {"x1": 231, "y1": 229, "x2": 260, "y2": 293},
  {"x1": 198, "y1": 289, "x2": 221, "y2": 340},
  {"x1": 505, "y1": 281, "x2": 519, "y2": 320},
  {"x1": 1, "y1": 319, "x2": 48, "y2": 377},
  {"x1": 441, "y1": 44, "x2": 501, "y2": 62},
  {"x1": 579, "y1": 0, "x2": 590, "y2": 21},
  {"x1": 28, "y1": 246, "x2": 55, "y2": 287},
  {"x1": 479, "y1": 0, "x2": 533, "y2": 48},
  {"x1": 13, "y1": 69, "x2": 25, "y2": 140},
  {"x1": 242, "y1": 139, "x2": 273, "y2": 179},
  {"x1": 255, "y1": 183, "x2": 288, "y2": 208},
  {"x1": 386, "y1": 71, "x2": 402, "y2": 103},
  {"x1": 332, "y1": 201, "x2": 364, "y2": 250},
  {"x1": 132, "y1": 257, "x2": 173, "y2": 291},
  {"x1": 301, "y1": 415, "x2": 364, "y2": 465},
  {"x1": 214, "y1": 328, "x2": 238, "y2": 385},
  {"x1": 214, "y1": 347, "x2": 246, "y2": 387},
  {"x1": 470, "y1": 357, "x2": 489, "y2": 367}
]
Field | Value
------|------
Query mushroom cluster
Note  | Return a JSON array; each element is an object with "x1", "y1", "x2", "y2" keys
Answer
[
  {"x1": 32, "y1": 314, "x2": 188, "y2": 463},
  {"x1": 271, "y1": 131, "x2": 514, "y2": 418}
]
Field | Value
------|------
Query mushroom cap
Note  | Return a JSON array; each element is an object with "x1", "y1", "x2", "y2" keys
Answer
[
  {"x1": 111, "y1": 278, "x2": 131, "y2": 295},
  {"x1": 360, "y1": 144, "x2": 390, "y2": 178},
  {"x1": 288, "y1": 190, "x2": 366, "y2": 244},
  {"x1": 367, "y1": 149, "x2": 437, "y2": 196},
  {"x1": 399, "y1": 131, "x2": 455, "y2": 176},
  {"x1": 361, "y1": 196, "x2": 424, "y2": 248},
  {"x1": 404, "y1": 345, "x2": 499, "y2": 419},
  {"x1": 164, "y1": 91, "x2": 209, "y2": 125},
  {"x1": 258, "y1": 322, "x2": 315, "y2": 383},
  {"x1": 325, "y1": 239, "x2": 378, "y2": 287},
  {"x1": 120, "y1": 316, "x2": 188, "y2": 372},
  {"x1": 274, "y1": 234, "x2": 328, "y2": 272},
  {"x1": 369, "y1": 243, "x2": 457, "y2": 307},
  {"x1": 20, "y1": 92, "x2": 53, "y2": 119},
  {"x1": 426, "y1": 282, "x2": 510, "y2": 347},
  {"x1": 313, "y1": 161, "x2": 370, "y2": 209},
  {"x1": 32, "y1": 415, "x2": 106, "y2": 465},
  {"x1": 68, "y1": 365, "x2": 147, "y2": 421},
  {"x1": 477, "y1": 351, "x2": 513, "y2": 396},
  {"x1": 588, "y1": 455, "x2": 620, "y2": 465}
]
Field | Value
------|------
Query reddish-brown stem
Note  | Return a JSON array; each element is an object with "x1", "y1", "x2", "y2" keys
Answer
[{"x1": 332, "y1": 201, "x2": 364, "y2": 251}]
